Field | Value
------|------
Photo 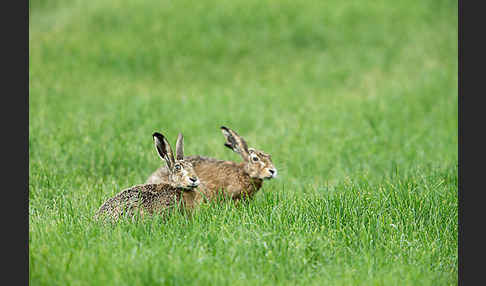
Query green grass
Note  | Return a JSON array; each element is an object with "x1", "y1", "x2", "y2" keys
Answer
[{"x1": 29, "y1": 0, "x2": 458, "y2": 285}]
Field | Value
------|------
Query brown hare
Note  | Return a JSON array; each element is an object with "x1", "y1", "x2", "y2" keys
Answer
[
  {"x1": 146, "y1": 126, "x2": 277, "y2": 202},
  {"x1": 95, "y1": 132, "x2": 203, "y2": 221}
]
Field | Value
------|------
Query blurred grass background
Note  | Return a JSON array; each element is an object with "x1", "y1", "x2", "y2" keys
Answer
[{"x1": 29, "y1": 0, "x2": 457, "y2": 285}]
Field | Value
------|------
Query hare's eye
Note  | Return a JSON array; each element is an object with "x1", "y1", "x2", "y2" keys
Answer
[
  {"x1": 252, "y1": 156, "x2": 259, "y2": 162},
  {"x1": 174, "y1": 165, "x2": 181, "y2": 171}
]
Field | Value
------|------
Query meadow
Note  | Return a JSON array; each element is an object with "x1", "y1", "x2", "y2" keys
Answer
[{"x1": 29, "y1": 0, "x2": 458, "y2": 285}]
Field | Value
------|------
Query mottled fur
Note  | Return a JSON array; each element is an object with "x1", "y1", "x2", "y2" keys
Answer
[
  {"x1": 94, "y1": 183, "x2": 204, "y2": 221},
  {"x1": 95, "y1": 132, "x2": 202, "y2": 221},
  {"x1": 146, "y1": 126, "x2": 276, "y2": 201}
]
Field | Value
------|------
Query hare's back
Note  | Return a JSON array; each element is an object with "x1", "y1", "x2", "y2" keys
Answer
[
  {"x1": 95, "y1": 187, "x2": 141, "y2": 219},
  {"x1": 185, "y1": 156, "x2": 252, "y2": 195},
  {"x1": 96, "y1": 184, "x2": 182, "y2": 219},
  {"x1": 126, "y1": 184, "x2": 182, "y2": 211}
]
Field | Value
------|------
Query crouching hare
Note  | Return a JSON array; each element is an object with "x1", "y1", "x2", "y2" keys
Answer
[
  {"x1": 146, "y1": 126, "x2": 277, "y2": 202},
  {"x1": 94, "y1": 132, "x2": 202, "y2": 221}
]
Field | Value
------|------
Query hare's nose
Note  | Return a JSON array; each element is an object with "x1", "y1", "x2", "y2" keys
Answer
[
  {"x1": 269, "y1": 169, "x2": 275, "y2": 175},
  {"x1": 189, "y1": 177, "x2": 198, "y2": 182}
]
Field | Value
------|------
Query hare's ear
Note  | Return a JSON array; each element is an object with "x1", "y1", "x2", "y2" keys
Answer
[
  {"x1": 175, "y1": 133, "x2": 184, "y2": 161},
  {"x1": 220, "y1": 126, "x2": 250, "y2": 161},
  {"x1": 153, "y1": 132, "x2": 175, "y2": 170}
]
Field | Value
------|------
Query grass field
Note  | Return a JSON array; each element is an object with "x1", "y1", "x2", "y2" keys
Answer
[{"x1": 29, "y1": 0, "x2": 458, "y2": 285}]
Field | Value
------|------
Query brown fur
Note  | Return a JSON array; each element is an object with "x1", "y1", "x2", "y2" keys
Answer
[
  {"x1": 146, "y1": 127, "x2": 276, "y2": 202},
  {"x1": 94, "y1": 184, "x2": 203, "y2": 221},
  {"x1": 95, "y1": 132, "x2": 203, "y2": 221}
]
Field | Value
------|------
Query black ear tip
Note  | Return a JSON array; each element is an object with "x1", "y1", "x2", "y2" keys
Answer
[
  {"x1": 153, "y1": 132, "x2": 165, "y2": 140},
  {"x1": 220, "y1": 126, "x2": 228, "y2": 131}
]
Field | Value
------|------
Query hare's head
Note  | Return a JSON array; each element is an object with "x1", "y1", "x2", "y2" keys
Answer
[
  {"x1": 153, "y1": 132, "x2": 200, "y2": 189},
  {"x1": 221, "y1": 126, "x2": 277, "y2": 180}
]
